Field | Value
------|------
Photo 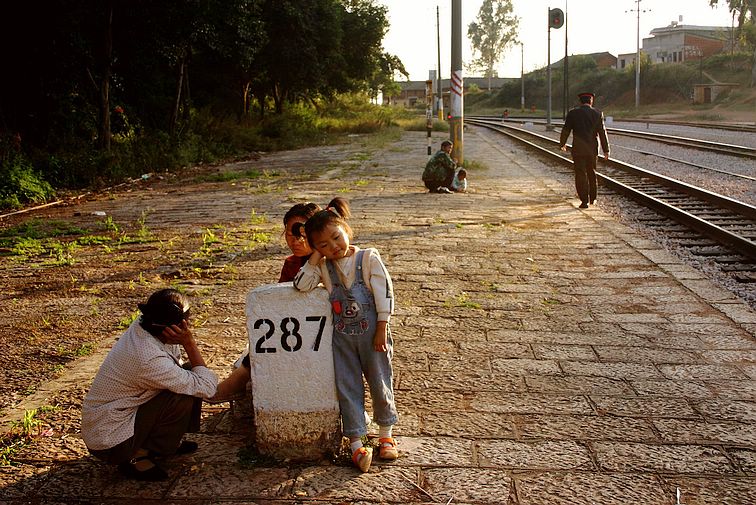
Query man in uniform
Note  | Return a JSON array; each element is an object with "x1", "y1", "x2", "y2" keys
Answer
[
  {"x1": 559, "y1": 92, "x2": 610, "y2": 208},
  {"x1": 422, "y1": 140, "x2": 456, "y2": 193}
]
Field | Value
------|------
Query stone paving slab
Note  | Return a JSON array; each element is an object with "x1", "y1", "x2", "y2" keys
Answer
[{"x1": 2, "y1": 127, "x2": 756, "y2": 504}]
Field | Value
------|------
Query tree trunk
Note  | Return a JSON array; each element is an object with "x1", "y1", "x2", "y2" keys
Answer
[
  {"x1": 258, "y1": 94, "x2": 265, "y2": 119},
  {"x1": 751, "y1": 46, "x2": 756, "y2": 88},
  {"x1": 169, "y1": 56, "x2": 185, "y2": 136},
  {"x1": 242, "y1": 82, "x2": 251, "y2": 121},
  {"x1": 99, "y1": 2, "x2": 114, "y2": 151},
  {"x1": 182, "y1": 59, "x2": 191, "y2": 126},
  {"x1": 272, "y1": 83, "x2": 283, "y2": 114}
]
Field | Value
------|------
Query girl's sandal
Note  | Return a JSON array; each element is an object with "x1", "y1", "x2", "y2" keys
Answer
[
  {"x1": 378, "y1": 437, "x2": 398, "y2": 460},
  {"x1": 351, "y1": 446, "x2": 372, "y2": 473}
]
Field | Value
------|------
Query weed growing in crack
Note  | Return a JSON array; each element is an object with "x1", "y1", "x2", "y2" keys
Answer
[{"x1": 444, "y1": 291, "x2": 482, "y2": 309}]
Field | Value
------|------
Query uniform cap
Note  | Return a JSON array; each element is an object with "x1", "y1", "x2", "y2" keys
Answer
[{"x1": 577, "y1": 92, "x2": 595, "y2": 100}]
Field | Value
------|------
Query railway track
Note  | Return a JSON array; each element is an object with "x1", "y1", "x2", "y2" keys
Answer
[
  {"x1": 489, "y1": 115, "x2": 756, "y2": 134},
  {"x1": 612, "y1": 117, "x2": 756, "y2": 134},
  {"x1": 467, "y1": 117, "x2": 756, "y2": 279},
  {"x1": 470, "y1": 116, "x2": 756, "y2": 159}
]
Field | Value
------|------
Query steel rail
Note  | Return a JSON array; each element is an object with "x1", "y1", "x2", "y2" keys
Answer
[
  {"x1": 480, "y1": 115, "x2": 756, "y2": 133},
  {"x1": 612, "y1": 117, "x2": 756, "y2": 133},
  {"x1": 468, "y1": 115, "x2": 756, "y2": 158},
  {"x1": 607, "y1": 127, "x2": 756, "y2": 158},
  {"x1": 467, "y1": 117, "x2": 756, "y2": 260},
  {"x1": 612, "y1": 144, "x2": 756, "y2": 182}
]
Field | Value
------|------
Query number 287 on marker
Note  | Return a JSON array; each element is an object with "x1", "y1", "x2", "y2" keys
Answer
[{"x1": 252, "y1": 316, "x2": 327, "y2": 353}]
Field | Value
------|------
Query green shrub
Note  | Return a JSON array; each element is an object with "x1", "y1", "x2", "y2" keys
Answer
[
  {"x1": 398, "y1": 118, "x2": 450, "y2": 132},
  {"x1": 0, "y1": 148, "x2": 55, "y2": 209}
]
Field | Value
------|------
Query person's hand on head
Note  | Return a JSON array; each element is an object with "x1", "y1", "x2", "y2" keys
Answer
[
  {"x1": 308, "y1": 249, "x2": 324, "y2": 264},
  {"x1": 161, "y1": 319, "x2": 193, "y2": 347}
]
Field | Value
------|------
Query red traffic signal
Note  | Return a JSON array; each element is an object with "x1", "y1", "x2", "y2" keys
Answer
[{"x1": 549, "y1": 8, "x2": 564, "y2": 29}]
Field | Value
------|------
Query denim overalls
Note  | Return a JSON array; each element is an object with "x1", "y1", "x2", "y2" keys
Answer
[{"x1": 326, "y1": 249, "x2": 398, "y2": 437}]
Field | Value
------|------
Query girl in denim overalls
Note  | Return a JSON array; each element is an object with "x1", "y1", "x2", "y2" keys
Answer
[{"x1": 293, "y1": 198, "x2": 398, "y2": 473}]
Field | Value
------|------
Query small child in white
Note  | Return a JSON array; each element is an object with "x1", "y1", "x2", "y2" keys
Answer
[
  {"x1": 293, "y1": 197, "x2": 398, "y2": 473},
  {"x1": 451, "y1": 168, "x2": 467, "y2": 192}
]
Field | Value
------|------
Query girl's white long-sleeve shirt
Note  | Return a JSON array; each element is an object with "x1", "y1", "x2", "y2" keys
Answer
[{"x1": 293, "y1": 246, "x2": 394, "y2": 322}]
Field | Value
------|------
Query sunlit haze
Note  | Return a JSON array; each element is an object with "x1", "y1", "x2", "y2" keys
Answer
[{"x1": 378, "y1": 0, "x2": 737, "y2": 80}]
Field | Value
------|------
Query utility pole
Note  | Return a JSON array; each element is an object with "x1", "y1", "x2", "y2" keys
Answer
[
  {"x1": 450, "y1": 0, "x2": 463, "y2": 164},
  {"x1": 546, "y1": 7, "x2": 564, "y2": 129},
  {"x1": 437, "y1": 6, "x2": 444, "y2": 120},
  {"x1": 563, "y1": 0, "x2": 568, "y2": 119},
  {"x1": 547, "y1": 7, "x2": 552, "y2": 129},
  {"x1": 635, "y1": 0, "x2": 640, "y2": 108},
  {"x1": 520, "y1": 42, "x2": 525, "y2": 112},
  {"x1": 626, "y1": 0, "x2": 649, "y2": 109}
]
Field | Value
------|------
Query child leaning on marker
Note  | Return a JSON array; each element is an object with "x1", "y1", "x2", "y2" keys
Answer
[{"x1": 293, "y1": 197, "x2": 398, "y2": 473}]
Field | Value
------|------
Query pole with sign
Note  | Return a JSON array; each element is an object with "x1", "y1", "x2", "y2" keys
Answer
[
  {"x1": 546, "y1": 7, "x2": 564, "y2": 130},
  {"x1": 450, "y1": 0, "x2": 463, "y2": 164},
  {"x1": 426, "y1": 79, "x2": 433, "y2": 155}
]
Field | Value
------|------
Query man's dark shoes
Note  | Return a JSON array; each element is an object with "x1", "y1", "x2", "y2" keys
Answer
[
  {"x1": 175, "y1": 440, "x2": 199, "y2": 455},
  {"x1": 579, "y1": 202, "x2": 589, "y2": 209},
  {"x1": 118, "y1": 456, "x2": 168, "y2": 481}
]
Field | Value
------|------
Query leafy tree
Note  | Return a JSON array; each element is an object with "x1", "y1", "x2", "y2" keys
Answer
[
  {"x1": 710, "y1": 0, "x2": 756, "y2": 86},
  {"x1": 467, "y1": 0, "x2": 519, "y2": 90},
  {"x1": 369, "y1": 53, "x2": 409, "y2": 104}
]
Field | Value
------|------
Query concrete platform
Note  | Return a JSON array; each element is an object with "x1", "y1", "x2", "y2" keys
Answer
[{"x1": 1, "y1": 127, "x2": 755, "y2": 504}]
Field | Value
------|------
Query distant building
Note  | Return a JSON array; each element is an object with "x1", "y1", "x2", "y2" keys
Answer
[
  {"x1": 550, "y1": 52, "x2": 618, "y2": 70},
  {"x1": 616, "y1": 53, "x2": 637, "y2": 70},
  {"x1": 383, "y1": 77, "x2": 513, "y2": 107},
  {"x1": 642, "y1": 22, "x2": 733, "y2": 64}
]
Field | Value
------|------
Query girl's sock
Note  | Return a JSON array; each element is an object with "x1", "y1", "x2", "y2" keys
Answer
[
  {"x1": 349, "y1": 439, "x2": 363, "y2": 454},
  {"x1": 378, "y1": 425, "x2": 393, "y2": 439}
]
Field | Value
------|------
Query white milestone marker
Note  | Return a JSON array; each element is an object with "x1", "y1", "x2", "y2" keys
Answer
[{"x1": 247, "y1": 283, "x2": 340, "y2": 460}]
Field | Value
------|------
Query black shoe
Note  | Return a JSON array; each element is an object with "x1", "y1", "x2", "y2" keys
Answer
[
  {"x1": 117, "y1": 456, "x2": 168, "y2": 481},
  {"x1": 579, "y1": 202, "x2": 589, "y2": 209},
  {"x1": 175, "y1": 440, "x2": 199, "y2": 455}
]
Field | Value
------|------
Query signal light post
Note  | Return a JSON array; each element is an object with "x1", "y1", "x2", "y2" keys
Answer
[{"x1": 546, "y1": 7, "x2": 564, "y2": 129}]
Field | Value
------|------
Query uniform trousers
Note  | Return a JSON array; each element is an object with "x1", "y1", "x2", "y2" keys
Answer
[{"x1": 572, "y1": 154, "x2": 598, "y2": 205}]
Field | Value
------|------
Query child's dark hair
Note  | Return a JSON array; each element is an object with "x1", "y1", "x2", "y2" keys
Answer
[
  {"x1": 458, "y1": 168, "x2": 467, "y2": 177},
  {"x1": 283, "y1": 202, "x2": 320, "y2": 227},
  {"x1": 138, "y1": 288, "x2": 190, "y2": 336},
  {"x1": 301, "y1": 197, "x2": 352, "y2": 248},
  {"x1": 283, "y1": 202, "x2": 321, "y2": 237}
]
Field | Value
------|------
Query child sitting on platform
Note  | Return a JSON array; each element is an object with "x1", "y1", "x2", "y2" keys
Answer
[{"x1": 451, "y1": 168, "x2": 467, "y2": 192}]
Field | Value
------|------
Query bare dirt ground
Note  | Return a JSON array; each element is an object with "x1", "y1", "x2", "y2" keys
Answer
[{"x1": 0, "y1": 141, "x2": 366, "y2": 416}]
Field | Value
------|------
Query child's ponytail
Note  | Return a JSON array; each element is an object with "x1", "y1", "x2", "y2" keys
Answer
[
  {"x1": 301, "y1": 197, "x2": 353, "y2": 248},
  {"x1": 325, "y1": 197, "x2": 351, "y2": 219}
]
